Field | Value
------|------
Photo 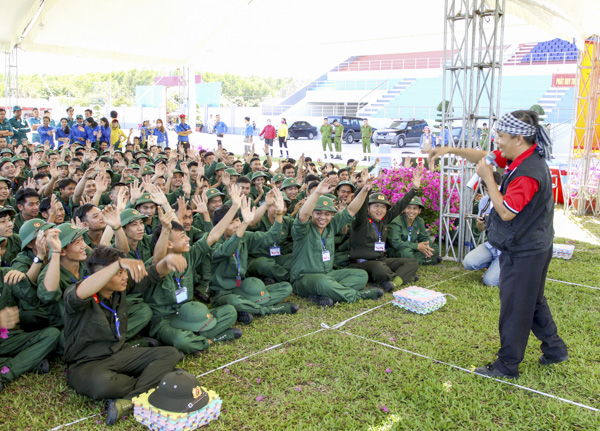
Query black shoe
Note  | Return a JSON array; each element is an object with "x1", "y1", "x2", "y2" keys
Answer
[
  {"x1": 106, "y1": 398, "x2": 133, "y2": 426},
  {"x1": 129, "y1": 337, "x2": 159, "y2": 348},
  {"x1": 474, "y1": 364, "x2": 518, "y2": 379},
  {"x1": 539, "y1": 354, "x2": 569, "y2": 366},
  {"x1": 435, "y1": 256, "x2": 443, "y2": 264},
  {"x1": 232, "y1": 328, "x2": 243, "y2": 339},
  {"x1": 37, "y1": 359, "x2": 50, "y2": 374},
  {"x1": 380, "y1": 281, "x2": 395, "y2": 292},
  {"x1": 413, "y1": 275, "x2": 419, "y2": 283},
  {"x1": 237, "y1": 311, "x2": 254, "y2": 325},
  {"x1": 308, "y1": 295, "x2": 334, "y2": 307},
  {"x1": 289, "y1": 303, "x2": 300, "y2": 314},
  {"x1": 360, "y1": 288, "x2": 384, "y2": 300},
  {"x1": 263, "y1": 278, "x2": 276, "y2": 285},
  {"x1": 178, "y1": 350, "x2": 185, "y2": 361},
  {"x1": 195, "y1": 291, "x2": 211, "y2": 303}
]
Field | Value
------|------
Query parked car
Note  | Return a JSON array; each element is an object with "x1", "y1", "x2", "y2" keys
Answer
[
  {"x1": 288, "y1": 121, "x2": 318, "y2": 140},
  {"x1": 326, "y1": 115, "x2": 375, "y2": 144},
  {"x1": 451, "y1": 126, "x2": 482, "y2": 147},
  {"x1": 372, "y1": 119, "x2": 428, "y2": 147}
]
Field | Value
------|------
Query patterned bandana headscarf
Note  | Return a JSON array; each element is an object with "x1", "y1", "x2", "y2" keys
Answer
[{"x1": 496, "y1": 112, "x2": 552, "y2": 160}]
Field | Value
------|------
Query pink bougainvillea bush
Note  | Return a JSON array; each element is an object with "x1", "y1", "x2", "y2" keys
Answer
[{"x1": 373, "y1": 167, "x2": 461, "y2": 237}]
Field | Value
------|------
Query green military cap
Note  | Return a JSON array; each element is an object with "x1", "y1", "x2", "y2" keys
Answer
[
  {"x1": 57, "y1": 161, "x2": 69, "y2": 167},
  {"x1": 408, "y1": 196, "x2": 425, "y2": 208},
  {"x1": 47, "y1": 150, "x2": 57, "y2": 156},
  {"x1": 281, "y1": 178, "x2": 299, "y2": 190},
  {"x1": 113, "y1": 149, "x2": 123, "y2": 154},
  {"x1": 102, "y1": 150, "x2": 111, "y2": 155},
  {"x1": 56, "y1": 222, "x2": 89, "y2": 249},
  {"x1": 120, "y1": 208, "x2": 148, "y2": 226},
  {"x1": 334, "y1": 180, "x2": 356, "y2": 192},
  {"x1": 170, "y1": 302, "x2": 217, "y2": 333},
  {"x1": 34, "y1": 145, "x2": 45, "y2": 153},
  {"x1": 173, "y1": 169, "x2": 183, "y2": 175},
  {"x1": 134, "y1": 193, "x2": 155, "y2": 207},
  {"x1": 281, "y1": 192, "x2": 292, "y2": 204},
  {"x1": 129, "y1": 163, "x2": 141, "y2": 170},
  {"x1": 0, "y1": 157, "x2": 13, "y2": 168},
  {"x1": 123, "y1": 175, "x2": 137, "y2": 184},
  {"x1": 142, "y1": 166, "x2": 155, "y2": 176},
  {"x1": 206, "y1": 188, "x2": 225, "y2": 201},
  {"x1": 368, "y1": 192, "x2": 391, "y2": 208},
  {"x1": 135, "y1": 152, "x2": 150, "y2": 161},
  {"x1": 272, "y1": 173, "x2": 285, "y2": 184},
  {"x1": 251, "y1": 171, "x2": 269, "y2": 181},
  {"x1": 10, "y1": 156, "x2": 26, "y2": 163},
  {"x1": 234, "y1": 281, "x2": 272, "y2": 304},
  {"x1": 12, "y1": 105, "x2": 21, "y2": 112},
  {"x1": 0, "y1": 148, "x2": 14, "y2": 156},
  {"x1": 313, "y1": 196, "x2": 337, "y2": 213},
  {"x1": 225, "y1": 168, "x2": 239, "y2": 177},
  {"x1": 0, "y1": 176, "x2": 11, "y2": 186},
  {"x1": 214, "y1": 162, "x2": 227, "y2": 171},
  {"x1": 146, "y1": 163, "x2": 155, "y2": 168},
  {"x1": 76, "y1": 114, "x2": 83, "y2": 119},
  {"x1": 19, "y1": 218, "x2": 55, "y2": 250},
  {"x1": 37, "y1": 161, "x2": 49, "y2": 168},
  {"x1": 155, "y1": 154, "x2": 167, "y2": 160},
  {"x1": 0, "y1": 206, "x2": 16, "y2": 217}
]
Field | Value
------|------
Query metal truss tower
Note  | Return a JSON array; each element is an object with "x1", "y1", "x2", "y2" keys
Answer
[
  {"x1": 4, "y1": 47, "x2": 19, "y2": 106},
  {"x1": 564, "y1": 36, "x2": 600, "y2": 216},
  {"x1": 438, "y1": 0, "x2": 506, "y2": 262}
]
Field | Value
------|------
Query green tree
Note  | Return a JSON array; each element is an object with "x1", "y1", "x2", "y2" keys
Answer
[{"x1": 529, "y1": 104, "x2": 545, "y2": 122}]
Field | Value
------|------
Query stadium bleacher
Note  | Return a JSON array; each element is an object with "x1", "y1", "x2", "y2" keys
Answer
[{"x1": 521, "y1": 38, "x2": 578, "y2": 63}]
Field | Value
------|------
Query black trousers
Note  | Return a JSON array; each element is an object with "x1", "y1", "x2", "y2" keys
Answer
[
  {"x1": 216, "y1": 133, "x2": 224, "y2": 145},
  {"x1": 493, "y1": 247, "x2": 568, "y2": 376},
  {"x1": 67, "y1": 345, "x2": 180, "y2": 400},
  {"x1": 278, "y1": 136, "x2": 288, "y2": 156},
  {"x1": 349, "y1": 257, "x2": 418, "y2": 284}
]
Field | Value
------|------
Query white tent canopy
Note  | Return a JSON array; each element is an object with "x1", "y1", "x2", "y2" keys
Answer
[{"x1": 0, "y1": 0, "x2": 597, "y2": 77}]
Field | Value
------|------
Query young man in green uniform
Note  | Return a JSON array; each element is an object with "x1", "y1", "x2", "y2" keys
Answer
[
  {"x1": 8, "y1": 106, "x2": 31, "y2": 146},
  {"x1": 291, "y1": 172, "x2": 382, "y2": 307},
  {"x1": 146, "y1": 185, "x2": 245, "y2": 353},
  {"x1": 0, "y1": 270, "x2": 60, "y2": 394},
  {"x1": 360, "y1": 119, "x2": 373, "y2": 161},
  {"x1": 280, "y1": 178, "x2": 301, "y2": 215},
  {"x1": 62, "y1": 246, "x2": 182, "y2": 425},
  {"x1": 387, "y1": 197, "x2": 441, "y2": 265},
  {"x1": 210, "y1": 189, "x2": 298, "y2": 325},
  {"x1": 333, "y1": 119, "x2": 344, "y2": 159},
  {"x1": 348, "y1": 171, "x2": 422, "y2": 291},
  {"x1": 320, "y1": 118, "x2": 334, "y2": 159},
  {"x1": 13, "y1": 188, "x2": 40, "y2": 234},
  {"x1": 0, "y1": 206, "x2": 21, "y2": 266}
]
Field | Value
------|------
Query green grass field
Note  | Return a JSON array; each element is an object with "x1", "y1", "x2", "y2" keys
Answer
[{"x1": 1, "y1": 235, "x2": 599, "y2": 430}]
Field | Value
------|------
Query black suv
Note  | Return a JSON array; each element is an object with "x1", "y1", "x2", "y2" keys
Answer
[
  {"x1": 326, "y1": 115, "x2": 374, "y2": 144},
  {"x1": 372, "y1": 119, "x2": 428, "y2": 147}
]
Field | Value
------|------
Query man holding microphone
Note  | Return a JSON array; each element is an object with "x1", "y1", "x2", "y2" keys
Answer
[{"x1": 429, "y1": 110, "x2": 568, "y2": 379}]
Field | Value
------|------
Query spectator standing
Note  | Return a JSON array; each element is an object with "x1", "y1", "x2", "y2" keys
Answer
[
  {"x1": 99, "y1": 117, "x2": 112, "y2": 147},
  {"x1": 55, "y1": 118, "x2": 71, "y2": 145},
  {"x1": 259, "y1": 120, "x2": 277, "y2": 156},
  {"x1": 29, "y1": 108, "x2": 42, "y2": 143},
  {"x1": 70, "y1": 115, "x2": 87, "y2": 145},
  {"x1": 38, "y1": 116, "x2": 56, "y2": 149},
  {"x1": 214, "y1": 114, "x2": 228, "y2": 146},
  {"x1": 43, "y1": 110, "x2": 57, "y2": 129},
  {"x1": 277, "y1": 118, "x2": 289, "y2": 158},
  {"x1": 152, "y1": 119, "x2": 169, "y2": 149},
  {"x1": 8, "y1": 106, "x2": 30, "y2": 146},
  {"x1": 419, "y1": 126, "x2": 435, "y2": 154},
  {"x1": 360, "y1": 119, "x2": 373, "y2": 161},
  {"x1": 110, "y1": 119, "x2": 132, "y2": 149},
  {"x1": 176, "y1": 114, "x2": 192, "y2": 152},
  {"x1": 333, "y1": 119, "x2": 344, "y2": 159},
  {"x1": 66, "y1": 107, "x2": 76, "y2": 128},
  {"x1": 244, "y1": 117, "x2": 253, "y2": 144},
  {"x1": 320, "y1": 117, "x2": 334, "y2": 159}
]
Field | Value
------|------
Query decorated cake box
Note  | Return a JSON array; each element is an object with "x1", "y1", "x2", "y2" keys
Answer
[
  {"x1": 553, "y1": 243, "x2": 575, "y2": 260},
  {"x1": 392, "y1": 286, "x2": 447, "y2": 315},
  {"x1": 133, "y1": 387, "x2": 222, "y2": 431}
]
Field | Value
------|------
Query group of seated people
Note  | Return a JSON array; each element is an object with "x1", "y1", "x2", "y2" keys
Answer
[{"x1": 0, "y1": 127, "x2": 448, "y2": 425}]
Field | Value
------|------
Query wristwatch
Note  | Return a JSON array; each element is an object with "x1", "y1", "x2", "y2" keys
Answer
[{"x1": 33, "y1": 257, "x2": 42, "y2": 264}]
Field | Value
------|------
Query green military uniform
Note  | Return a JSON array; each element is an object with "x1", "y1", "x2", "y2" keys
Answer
[
  {"x1": 360, "y1": 124, "x2": 373, "y2": 159},
  {"x1": 53, "y1": 192, "x2": 75, "y2": 219},
  {"x1": 144, "y1": 234, "x2": 237, "y2": 354},
  {"x1": 290, "y1": 202, "x2": 369, "y2": 303},
  {"x1": 0, "y1": 268, "x2": 60, "y2": 388},
  {"x1": 320, "y1": 123, "x2": 334, "y2": 157},
  {"x1": 0, "y1": 119, "x2": 14, "y2": 143},
  {"x1": 348, "y1": 191, "x2": 419, "y2": 289},
  {"x1": 247, "y1": 214, "x2": 294, "y2": 282},
  {"x1": 185, "y1": 225, "x2": 212, "y2": 300},
  {"x1": 8, "y1": 109, "x2": 31, "y2": 145},
  {"x1": 388, "y1": 214, "x2": 440, "y2": 265},
  {"x1": 280, "y1": 178, "x2": 301, "y2": 215},
  {"x1": 62, "y1": 269, "x2": 180, "y2": 402},
  {"x1": 210, "y1": 221, "x2": 294, "y2": 316},
  {"x1": 333, "y1": 122, "x2": 344, "y2": 156},
  {"x1": 0, "y1": 234, "x2": 21, "y2": 267},
  {"x1": 12, "y1": 213, "x2": 28, "y2": 236}
]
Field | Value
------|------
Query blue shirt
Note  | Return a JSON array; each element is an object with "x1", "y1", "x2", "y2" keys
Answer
[
  {"x1": 70, "y1": 123, "x2": 87, "y2": 144},
  {"x1": 245, "y1": 123, "x2": 253, "y2": 137},
  {"x1": 214, "y1": 121, "x2": 228, "y2": 135},
  {"x1": 140, "y1": 126, "x2": 151, "y2": 142},
  {"x1": 152, "y1": 128, "x2": 169, "y2": 146},
  {"x1": 175, "y1": 123, "x2": 191, "y2": 142},
  {"x1": 67, "y1": 118, "x2": 76, "y2": 128},
  {"x1": 56, "y1": 127, "x2": 71, "y2": 142},
  {"x1": 100, "y1": 126, "x2": 111, "y2": 144},
  {"x1": 29, "y1": 117, "x2": 42, "y2": 143},
  {"x1": 85, "y1": 125, "x2": 101, "y2": 143},
  {"x1": 38, "y1": 126, "x2": 55, "y2": 148}
]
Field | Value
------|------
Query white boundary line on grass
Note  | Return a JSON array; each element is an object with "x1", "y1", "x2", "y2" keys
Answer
[
  {"x1": 547, "y1": 278, "x2": 600, "y2": 290},
  {"x1": 331, "y1": 329, "x2": 599, "y2": 413}
]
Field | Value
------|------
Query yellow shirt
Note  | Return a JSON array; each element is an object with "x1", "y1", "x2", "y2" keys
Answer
[
  {"x1": 277, "y1": 123, "x2": 288, "y2": 138},
  {"x1": 110, "y1": 128, "x2": 128, "y2": 148}
]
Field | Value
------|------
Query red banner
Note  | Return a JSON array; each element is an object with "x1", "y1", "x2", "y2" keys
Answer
[{"x1": 552, "y1": 73, "x2": 577, "y2": 87}]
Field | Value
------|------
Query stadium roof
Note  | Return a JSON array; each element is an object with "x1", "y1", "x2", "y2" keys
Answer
[{"x1": 0, "y1": 0, "x2": 597, "y2": 72}]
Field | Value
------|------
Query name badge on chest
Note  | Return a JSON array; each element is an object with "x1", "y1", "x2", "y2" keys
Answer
[
  {"x1": 270, "y1": 246, "x2": 281, "y2": 257},
  {"x1": 175, "y1": 286, "x2": 188, "y2": 304},
  {"x1": 322, "y1": 250, "x2": 331, "y2": 262},
  {"x1": 374, "y1": 241, "x2": 386, "y2": 252}
]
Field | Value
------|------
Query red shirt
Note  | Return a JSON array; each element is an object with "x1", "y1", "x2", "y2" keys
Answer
[
  {"x1": 492, "y1": 145, "x2": 539, "y2": 214},
  {"x1": 260, "y1": 125, "x2": 277, "y2": 139}
]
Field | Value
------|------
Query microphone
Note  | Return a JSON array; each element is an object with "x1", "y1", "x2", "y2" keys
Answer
[{"x1": 467, "y1": 153, "x2": 496, "y2": 189}]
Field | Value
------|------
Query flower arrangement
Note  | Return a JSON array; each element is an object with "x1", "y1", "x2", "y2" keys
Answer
[{"x1": 373, "y1": 167, "x2": 461, "y2": 237}]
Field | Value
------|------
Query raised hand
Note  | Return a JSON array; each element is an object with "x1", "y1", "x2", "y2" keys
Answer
[
  {"x1": 163, "y1": 254, "x2": 188, "y2": 273},
  {"x1": 102, "y1": 205, "x2": 122, "y2": 230},
  {"x1": 49, "y1": 161, "x2": 59, "y2": 179},
  {"x1": 46, "y1": 228, "x2": 62, "y2": 253},
  {"x1": 175, "y1": 196, "x2": 187, "y2": 222},
  {"x1": 181, "y1": 174, "x2": 192, "y2": 196},
  {"x1": 129, "y1": 179, "x2": 143, "y2": 205},
  {"x1": 315, "y1": 177, "x2": 336, "y2": 195},
  {"x1": 143, "y1": 183, "x2": 169, "y2": 207},
  {"x1": 240, "y1": 196, "x2": 255, "y2": 224},
  {"x1": 272, "y1": 188, "x2": 285, "y2": 213},
  {"x1": 118, "y1": 258, "x2": 148, "y2": 282},
  {"x1": 360, "y1": 168, "x2": 375, "y2": 191},
  {"x1": 29, "y1": 153, "x2": 41, "y2": 169},
  {"x1": 80, "y1": 194, "x2": 93, "y2": 205},
  {"x1": 35, "y1": 230, "x2": 48, "y2": 260},
  {"x1": 4, "y1": 270, "x2": 26, "y2": 285},
  {"x1": 95, "y1": 171, "x2": 110, "y2": 195},
  {"x1": 192, "y1": 192, "x2": 208, "y2": 214},
  {"x1": 24, "y1": 177, "x2": 36, "y2": 189},
  {"x1": 116, "y1": 187, "x2": 128, "y2": 213},
  {"x1": 221, "y1": 171, "x2": 231, "y2": 187},
  {"x1": 264, "y1": 189, "x2": 276, "y2": 207},
  {"x1": 412, "y1": 167, "x2": 423, "y2": 189},
  {"x1": 229, "y1": 184, "x2": 242, "y2": 208}
]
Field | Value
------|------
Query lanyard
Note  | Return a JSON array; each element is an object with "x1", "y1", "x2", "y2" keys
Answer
[
  {"x1": 408, "y1": 225, "x2": 413, "y2": 242},
  {"x1": 134, "y1": 248, "x2": 141, "y2": 260},
  {"x1": 368, "y1": 218, "x2": 382, "y2": 241},
  {"x1": 321, "y1": 238, "x2": 327, "y2": 251},
  {"x1": 93, "y1": 294, "x2": 122, "y2": 338},
  {"x1": 175, "y1": 275, "x2": 184, "y2": 289},
  {"x1": 235, "y1": 249, "x2": 241, "y2": 277}
]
